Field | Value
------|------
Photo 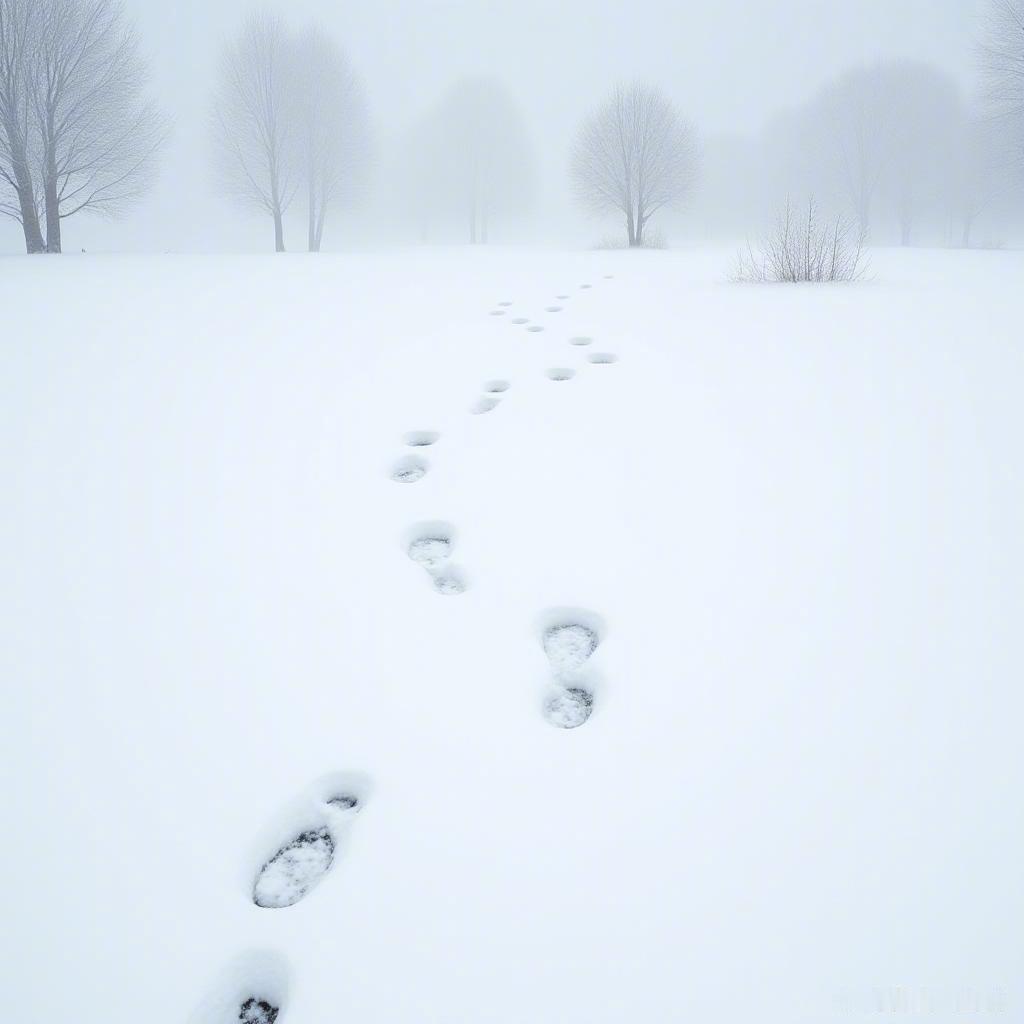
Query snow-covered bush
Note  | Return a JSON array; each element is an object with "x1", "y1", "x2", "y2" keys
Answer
[{"x1": 734, "y1": 199, "x2": 866, "y2": 282}]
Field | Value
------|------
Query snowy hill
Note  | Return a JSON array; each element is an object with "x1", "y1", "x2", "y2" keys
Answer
[{"x1": 2, "y1": 247, "x2": 1021, "y2": 1023}]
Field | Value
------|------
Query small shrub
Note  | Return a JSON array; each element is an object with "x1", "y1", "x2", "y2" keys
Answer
[{"x1": 734, "y1": 199, "x2": 866, "y2": 283}]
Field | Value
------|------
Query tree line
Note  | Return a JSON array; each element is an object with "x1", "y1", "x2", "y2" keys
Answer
[{"x1": 3, "y1": 0, "x2": 1024, "y2": 253}]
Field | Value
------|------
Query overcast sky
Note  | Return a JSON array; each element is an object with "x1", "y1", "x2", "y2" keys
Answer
[{"x1": 0, "y1": 0, "x2": 987, "y2": 253}]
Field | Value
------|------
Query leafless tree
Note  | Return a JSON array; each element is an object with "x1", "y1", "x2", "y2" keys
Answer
[
  {"x1": 292, "y1": 26, "x2": 369, "y2": 252},
  {"x1": 30, "y1": 0, "x2": 166, "y2": 253},
  {"x1": 734, "y1": 198, "x2": 866, "y2": 283},
  {"x1": 571, "y1": 81, "x2": 698, "y2": 247},
  {"x1": 212, "y1": 11, "x2": 296, "y2": 252},
  {"x1": 815, "y1": 67, "x2": 893, "y2": 239},
  {"x1": 402, "y1": 77, "x2": 534, "y2": 244},
  {"x1": 0, "y1": 0, "x2": 45, "y2": 251},
  {"x1": 981, "y1": 0, "x2": 1024, "y2": 170}
]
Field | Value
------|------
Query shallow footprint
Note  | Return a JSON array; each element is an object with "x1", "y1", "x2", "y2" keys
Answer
[
  {"x1": 489, "y1": 310, "x2": 506, "y2": 316},
  {"x1": 545, "y1": 305, "x2": 563, "y2": 313},
  {"x1": 556, "y1": 294, "x2": 569, "y2": 300},
  {"x1": 526, "y1": 325, "x2": 544, "y2": 333},
  {"x1": 544, "y1": 687, "x2": 594, "y2": 729},
  {"x1": 588, "y1": 352, "x2": 618, "y2": 364},
  {"x1": 404, "y1": 430, "x2": 439, "y2": 447},
  {"x1": 580, "y1": 283, "x2": 592, "y2": 289},
  {"x1": 430, "y1": 567, "x2": 467, "y2": 595},
  {"x1": 240, "y1": 999, "x2": 280, "y2": 1024},
  {"x1": 498, "y1": 301, "x2": 513, "y2": 307},
  {"x1": 407, "y1": 522, "x2": 454, "y2": 569},
  {"x1": 484, "y1": 379, "x2": 510, "y2": 393},
  {"x1": 471, "y1": 396, "x2": 500, "y2": 414},
  {"x1": 253, "y1": 829, "x2": 335, "y2": 909},
  {"x1": 546, "y1": 368, "x2": 575, "y2": 381},
  {"x1": 391, "y1": 455, "x2": 427, "y2": 482},
  {"x1": 511, "y1": 317, "x2": 529, "y2": 325},
  {"x1": 569, "y1": 336, "x2": 592, "y2": 346},
  {"x1": 191, "y1": 951, "x2": 289, "y2": 1024},
  {"x1": 543, "y1": 622, "x2": 599, "y2": 675}
]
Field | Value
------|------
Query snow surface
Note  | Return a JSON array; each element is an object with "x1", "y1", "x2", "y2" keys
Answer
[{"x1": 2, "y1": 246, "x2": 1023, "y2": 1022}]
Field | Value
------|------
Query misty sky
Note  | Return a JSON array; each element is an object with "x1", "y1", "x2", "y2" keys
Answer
[{"x1": 0, "y1": 0, "x2": 987, "y2": 253}]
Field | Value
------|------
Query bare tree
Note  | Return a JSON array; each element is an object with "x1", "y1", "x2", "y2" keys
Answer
[
  {"x1": 814, "y1": 67, "x2": 893, "y2": 238},
  {"x1": 571, "y1": 81, "x2": 698, "y2": 247},
  {"x1": 734, "y1": 198, "x2": 866, "y2": 283},
  {"x1": 292, "y1": 26, "x2": 369, "y2": 252},
  {"x1": 981, "y1": 0, "x2": 1024, "y2": 170},
  {"x1": 402, "y1": 77, "x2": 535, "y2": 244},
  {"x1": 29, "y1": 0, "x2": 165, "y2": 253},
  {"x1": 212, "y1": 11, "x2": 295, "y2": 252},
  {"x1": 0, "y1": 0, "x2": 46, "y2": 251}
]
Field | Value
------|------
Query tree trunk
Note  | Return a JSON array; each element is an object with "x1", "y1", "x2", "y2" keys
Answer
[
  {"x1": 625, "y1": 206, "x2": 636, "y2": 247},
  {"x1": 314, "y1": 205, "x2": 326, "y2": 252},
  {"x1": 961, "y1": 215, "x2": 973, "y2": 250},
  {"x1": 2, "y1": 129, "x2": 45, "y2": 252},
  {"x1": 44, "y1": 150, "x2": 61, "y2": 253},
  {"x1": 15, "y1": 184, "x2": 44, "y2": 253},
  {"x1": 307, "y1": 178, "x2": 318, "y2": 252},
  {"x1": 273, "y1": 207, "x2": 285, "y2": 252},
  {"x1": 634, "y1": 208, "x2": 645, "y2": 247}
]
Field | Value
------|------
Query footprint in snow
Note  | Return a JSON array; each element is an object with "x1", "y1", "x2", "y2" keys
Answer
[
  {"x1": 539, "y1": 611, "x2": 605, "y2": 730},
  {"x1": 252, "y1": 775, "x2": 369, "y2": 909},
  {"x1": 190, "y1": 951, "x2": 288, "y2": 1024},
  {"x1": 404, "y1": 430, "x2": 439, "y2": 447},
  {"x1": 569, "y1": 336, "x2": 592, "y2": 346},
  {"x1": 603, "y1": 274, "x2": 614, "y2": 279},
  {"x1": 545, "y1": 688, "x2": 594, "y2": 729},
  {"x1": 431, "y1": 568, "x2": 467, "y2": 595},
  {"x1": 484, "y1": 379, "x2": 510, "y2": 393},
  {"x1": 511, "y1": 317, "x2": 529, "y2": 325},
  {"x1": 489, "y1": 310, "x2": 506, "y2": 316},
  {"x1": 406, "y1": 521, "x2": 467, "y2": 595},
  {"x1": 498, "y1": 301, "x2": 513, "y2": 307},
  {"x1": 546, "y1": 368, "x2": 575, "y2": 381},
  {"x1": 556, "y1": 294, "x2": 569, "y2": 300},
  {"x1": 391, "y1": 454, "x2": 428, "y2": 483},
  {"x1": 580, "y1": 283, "x2": 592, "y2": 289},
  {"x1": 240, "y1": 999, "x2": 280, "y2": 1024},
  {"x1": 588, "y1": 352, "x2": 618, "y2": 364},
  {"x1": 471, "y1": 396, "x2": 500, "y2": 414},
  {"x1": 545, "y1": 305, "x2": 563, "y2": 313},
  {"x1": 526, "y1": 325, "x2": 544, "y2": 333}
]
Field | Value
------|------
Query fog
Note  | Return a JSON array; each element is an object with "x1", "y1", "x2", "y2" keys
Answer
[{"x1": 0, "y1": 0, "x2": 1003, "y2": 252}]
